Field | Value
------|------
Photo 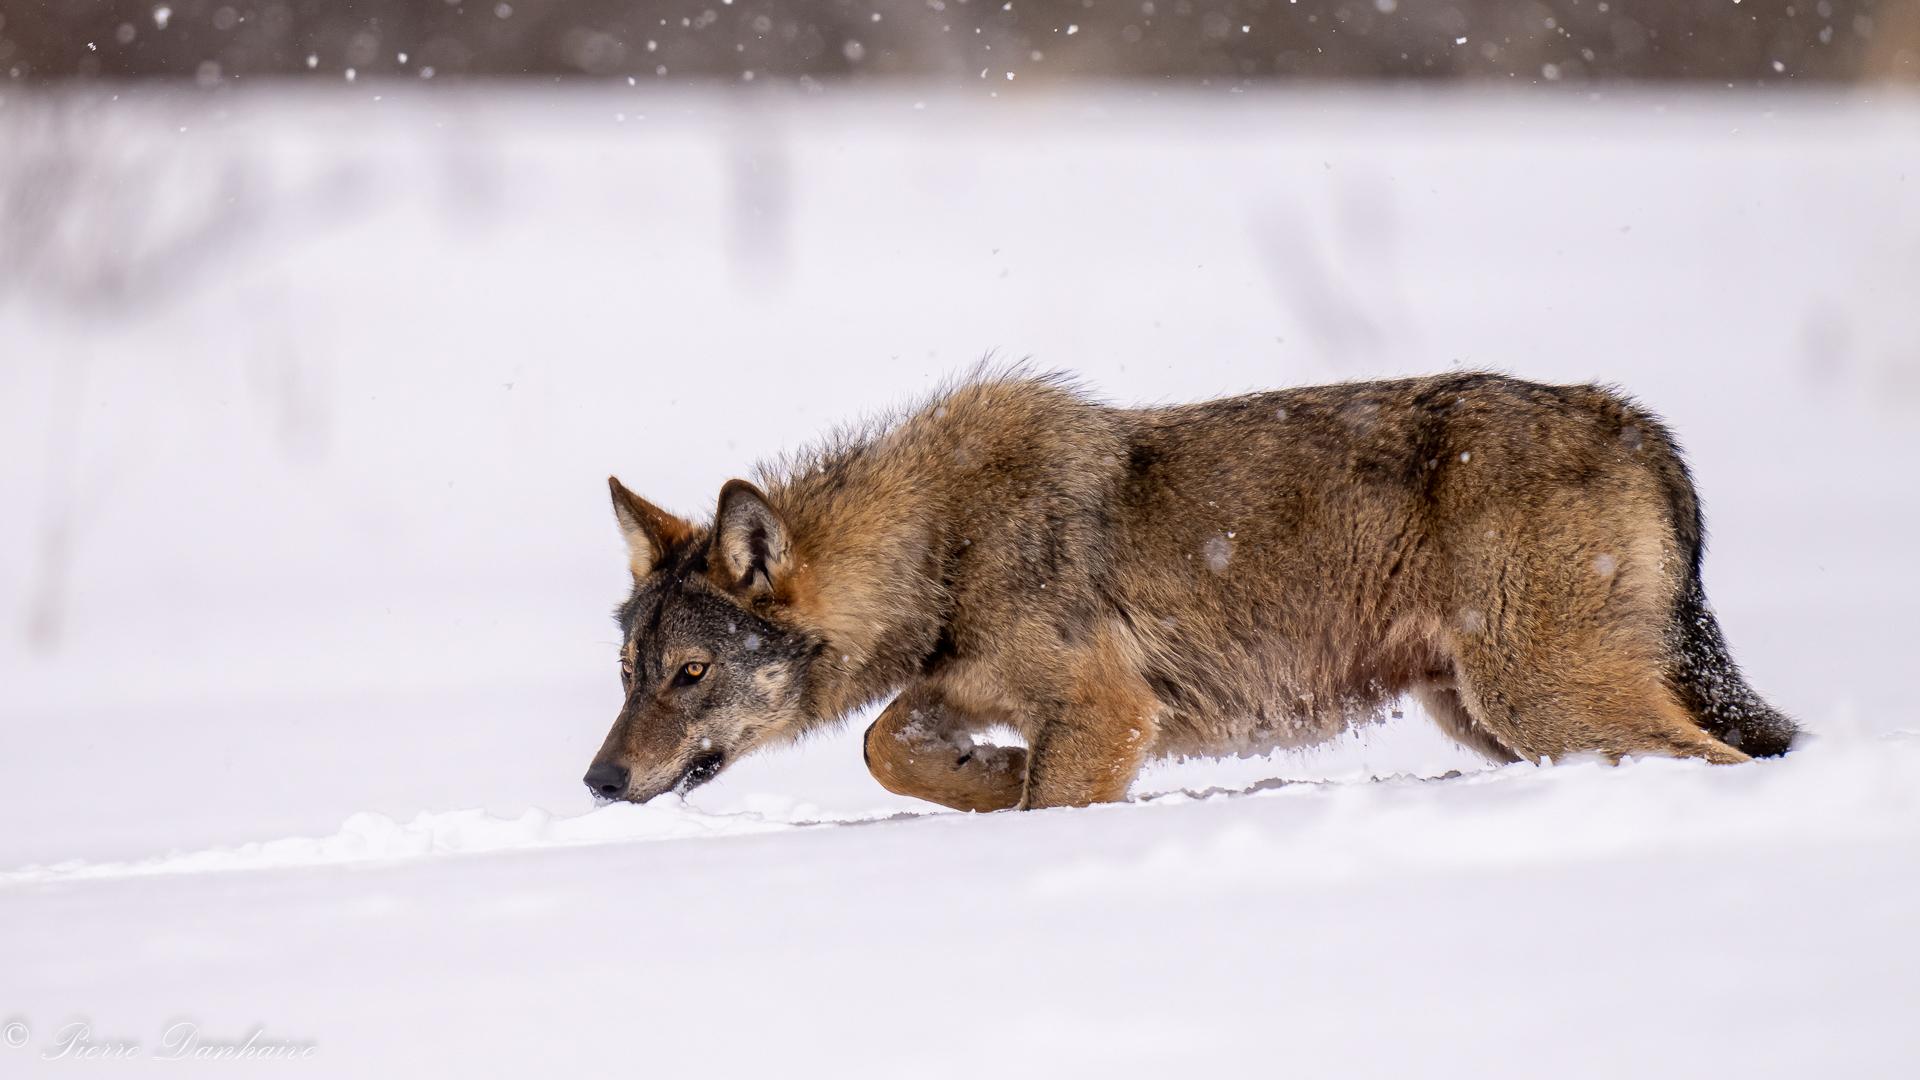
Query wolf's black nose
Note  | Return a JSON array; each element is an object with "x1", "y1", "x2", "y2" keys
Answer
[{"x1": 584, "y1": 761, "x2": 629, "y2": 799}]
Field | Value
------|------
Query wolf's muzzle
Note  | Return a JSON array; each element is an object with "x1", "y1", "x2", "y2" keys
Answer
[{"x1": 583, "y1": 760, "x2": 630, "y2": 800}]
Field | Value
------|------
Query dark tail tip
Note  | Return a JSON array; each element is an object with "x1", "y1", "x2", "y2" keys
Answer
[
  {"x1": 1713, "y1": 699, "x2": 1800, "y2": 758},
  {"x1": 1669, "y1": 576, "x2": 1798, "y2": 757}
]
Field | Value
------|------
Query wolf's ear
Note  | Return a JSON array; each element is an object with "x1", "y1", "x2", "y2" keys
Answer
[
  {"x1": 609, "y1": 476, "x2": 694, "y2": 579},
  {"x1": 711, "y1": 479, "x2": 791, "y2": 598}
]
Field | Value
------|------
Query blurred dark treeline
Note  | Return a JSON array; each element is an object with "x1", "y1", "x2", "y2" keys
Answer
[{"x1": 1, "y1": 0, "x2": 1915, "y2": 84}]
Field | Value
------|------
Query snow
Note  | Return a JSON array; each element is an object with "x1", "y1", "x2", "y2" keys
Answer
[{"x1": 2, "y1": 85, "x2": 1918, "y2": 1075}]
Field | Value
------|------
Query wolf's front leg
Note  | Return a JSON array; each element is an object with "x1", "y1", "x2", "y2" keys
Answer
[
  {"x1": 1020, "y1": 632, "x2": 1161, "y2": 809},
  {"x1": 863, "y1": 683, "x2": 1026, "y2": 812}
]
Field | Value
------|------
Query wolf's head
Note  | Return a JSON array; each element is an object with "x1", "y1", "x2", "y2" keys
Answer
[{"x1": 583, "y1": 476, "x2": 820, "y2": 804}]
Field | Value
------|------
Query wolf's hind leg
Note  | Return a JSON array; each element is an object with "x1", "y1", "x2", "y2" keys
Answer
[
  {"x1": 1450, "y1": 633, "x2": 1750, "y2": 765},
  {"x1": 864, "y1": 684, "x2": 1025, "y2": 812}
]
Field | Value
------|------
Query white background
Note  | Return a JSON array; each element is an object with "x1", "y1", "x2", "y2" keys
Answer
[{"x1": 2, "y1": 85, "x2": 1916, "y2": 1075}]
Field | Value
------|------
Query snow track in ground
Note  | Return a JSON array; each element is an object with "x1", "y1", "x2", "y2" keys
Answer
[
  {"x1": 0, "y1": 803, "x2": 820, "y2": 886},
  {"x1": 8, "y1": 732, "x2": 1912, "y2": 889}
]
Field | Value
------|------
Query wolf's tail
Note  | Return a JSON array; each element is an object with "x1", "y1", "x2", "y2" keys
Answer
[
  {"x1": 1667, "y1": 575, "x2": 1798, "y2": 756},
  {"x1": 1633, "y1": 406, "x2": 1798, "y2": 757}
]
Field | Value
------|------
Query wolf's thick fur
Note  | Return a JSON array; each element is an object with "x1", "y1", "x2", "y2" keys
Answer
[{"x1": 587, "y1": 371, "x2": 1794, "y2": 810}]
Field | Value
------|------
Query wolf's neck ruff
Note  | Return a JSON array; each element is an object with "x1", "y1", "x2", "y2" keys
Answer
[{"x1": 765, "y1": 378, "x2": 1101, "y2": 727}]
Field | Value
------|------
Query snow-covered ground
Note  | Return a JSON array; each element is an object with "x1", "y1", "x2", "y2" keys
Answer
[{"x1": 2, "y1": 85, "x2": 1917, "y2": 1075}]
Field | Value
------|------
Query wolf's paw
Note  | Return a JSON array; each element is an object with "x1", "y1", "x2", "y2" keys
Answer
[{"x1": 866, "y1": 717, "x2": 1027, "y2": 813}]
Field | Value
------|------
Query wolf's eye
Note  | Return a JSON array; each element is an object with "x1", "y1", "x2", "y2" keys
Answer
[
  {"x1": 675, "y1": 661, "x2": 708, "y2": 686},
  {"x1": 620, "y1": 658, "x2": 634, "y2": 686}
]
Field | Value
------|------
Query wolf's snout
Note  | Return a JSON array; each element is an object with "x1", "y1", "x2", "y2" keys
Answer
[{"x1": 584, "y1": 761, "x2": 629, "y2": 800}]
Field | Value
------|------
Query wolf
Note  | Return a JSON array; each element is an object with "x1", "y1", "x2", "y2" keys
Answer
[{"x1": 584, "y1": 370, "x2": 1795, "y2": 811}]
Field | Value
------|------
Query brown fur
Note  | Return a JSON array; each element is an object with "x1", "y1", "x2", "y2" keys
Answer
[{"x1": 586, "y1": 370, "x2": 1793, "y2": 809}]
